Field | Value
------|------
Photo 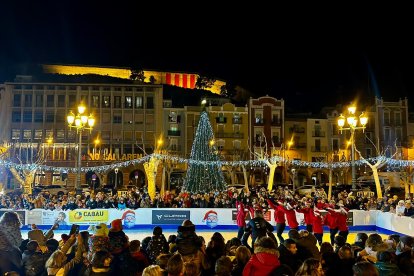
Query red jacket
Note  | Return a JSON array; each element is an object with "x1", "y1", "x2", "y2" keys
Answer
[
  {"x1": 236, "y1": 201, "x2": 248, "y2": 227},
  {"x1": 312, "y1": 214, "x2": 324, "y2": 234},
  {"x1": 334, "y1": 208, "x2": 349, "y2": 231},
  {"x1": 324, "y1": 211, "x2": 338, "y2": 229},
  {"x1": 243, "y1": 250, "x2": 280, "y2": 276},
  {"x1": 283, "y1": 207, "x2": 299, "y2": 229},
  {"x1": 296, "y1": 207, "x2": 313, "y2": 225},
  {"x1": 267, "y1": 199, "x2": 286, "y2": 224}
]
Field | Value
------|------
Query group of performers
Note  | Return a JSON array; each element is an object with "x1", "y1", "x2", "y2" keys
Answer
[{"x1": 236, "y1": 196, "x2": 350, "y2": 247}]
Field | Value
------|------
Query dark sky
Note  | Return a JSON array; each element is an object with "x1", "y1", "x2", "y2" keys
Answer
[{"x1": 1, "y1": 3, "x2": 413, "y2": 112}]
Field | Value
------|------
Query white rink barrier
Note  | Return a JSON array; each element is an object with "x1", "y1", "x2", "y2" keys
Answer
[{"x1": 0, "y1": 208, "x2": 412, "y2": 235}]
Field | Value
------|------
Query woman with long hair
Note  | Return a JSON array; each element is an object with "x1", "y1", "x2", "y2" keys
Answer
[
  {"x1": 295, "y1": 258, "x2": 324, "y2": 276},
  {"x1": 0, "y1": 211, "x2": 22, "y2": 248}
]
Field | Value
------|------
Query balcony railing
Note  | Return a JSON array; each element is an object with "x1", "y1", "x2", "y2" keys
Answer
[
  {"x1": 167, "y1": 130, "x2": 181, "y2": 136},
  {"x1": 216, "y1": 132, "x2": 244, "y2": 139},
  {"x1": 312, "y1": 131, "x2": 325, "y2": 137}
]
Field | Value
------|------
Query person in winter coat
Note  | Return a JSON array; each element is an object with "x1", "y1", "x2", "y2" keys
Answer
[
  {"x1": 176, "y1": 219, "x2": 209, "y2": 275},
  {"x1": 108, "y1": 219, "x2": 129, "y2": 255},
  {"x1": 0, "y1": 228, "x2": 22, "y2": 276},
  {"x1": 85, "y1": 250, "x2": 113, "y2": 276},
  {"x1": 45, "y1": 233, "x2": 84, "y2": 276},
  {"x1": 88, "y1": 223, "x2": 110, "y2": 260},
  {"x1": 242, "y1": 236, "x2": 280, "y2": 276},
  {"x1": 0, "y1": 211, "x2": 22, "y2": 248},
  {"x1": 129, "y1": 240, "x2": 149, "y2": 274},
  {"x1": 22, "y1": 240, "x2": 48, "y2": 276},
  {"x1": 244, "y1": 209, "x2": 274, "y2": 248},
  {"x1": 375, "y1": 250, "x2": 404, "y2": 276},
  {"x1": 146, "y1": 226, "x2": 169, "y2": 264},
  {"x1": 277, "y1": 239, "x2": 302, "y2": 274}
]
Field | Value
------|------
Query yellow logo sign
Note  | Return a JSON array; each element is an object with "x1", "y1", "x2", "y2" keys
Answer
[{"x1": 69, "y1": 210, "x2": 109, "y2": 224}]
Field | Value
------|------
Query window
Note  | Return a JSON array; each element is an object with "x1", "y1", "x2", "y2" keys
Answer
[
  {"x1": 384, "y1": 128, "x2": 391, "y2": 141},
  {"x1": 114, "y1": 96, "x2": 121, "y2": 108},
  {"x1": 113, "y1": 115, "x2": 122, "y2": 123},
  {"x1": 92, "y1": 95, "x2": 100, "y2": 108},
  {"x1": 135, "y1": 96, "x2": 143, "y2": 108},
  {"x1": 12, "y1": 111, "x2": 21, "y2": 122},
  {"x1": 396, "y1": 128, "x2": 403, "y2": 142},
  {"x1": 395, "y1": 112, "x2": 402, "y2": 125},
  {"x1": 332, "y1": 138, "x2": 339, "y2": 152},
  {"x1": 12, "y1": 129, "x2": 20, "y2": 140},
  {"x1": 24, "y1": 94, "x2": 32, "y2": 107},
  {"x1": 55, "y1": 113, "x2": 64, "y2": 123},
  {"x1": 23, "y1": 130, "x2": 32, "y2": 139},
  {"x1": 35, "y1": 94, "x2": 43, "y2": 107},
  {"x1": 233, "y1": 140, "x2": 241, "y2": 149},
  {"x1": 57, "y1": 95, "x2": 65, "y2": 107},
  {"x1": 102, "y1": 96, "x2": 110, "y2": 108},
  {"x1": 146, "y1": 97, "x2": 154, "y2": 109},
  {"x1": 68, "y1": 95, "x2": 76, "y2": 107},
  {"x1": 13, "y1": 94, "x2": 21, "y2": 107},
  {"x1": 135, "y1": 114, "x2": 144, "y2": 124},
  {"x1": 146, "y1": 114, "x2": 154, "y2": 124},
  {"x1": 169, "y1": 112, "x2": 177, "y2": 123},
  {"x1": 124, "y1": 131, "x2": 133, "y2": 140},
  {"x1": 34, "y1": 112, "x2": 43, "y2": 123},
  {"x1": 46, "y1": 112, "x2": 54, "y2": 123},
  {"x1": 255, "y1": 112, "x2": 263, "y2": 123},
  {"x1": 384, "y1": 111, "x2": 390, "y2": 125},
  {"x1": 57, "y1": 130, "x2": 65, "y2": 140},
  {"x1": 45, "y1": 130, "x2": 53, "y2": 139},
  {"x1": 125, "y1": 96, "x2": 132, "y2": 108},
  {"x1": 46, "y1": 95, "x2": 55, "y2": 107},
  {"x1": 23, "y1": 111, "x2": 32, "y2": 122},
  {"x1": 102, "y1": 113, "x2": 110, "y2": 124},
  {"x1": 34, "y1": 130, "x2": 43, "y2": 140}
]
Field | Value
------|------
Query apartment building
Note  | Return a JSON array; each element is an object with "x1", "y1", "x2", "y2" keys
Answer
[{"x1": 0, "y1": 77, "x2": 163, "y2": 189}]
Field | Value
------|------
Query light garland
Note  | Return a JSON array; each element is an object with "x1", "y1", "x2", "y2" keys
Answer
[{"x1": 2, "y1": 154, "x2": 414, "y2": 172}]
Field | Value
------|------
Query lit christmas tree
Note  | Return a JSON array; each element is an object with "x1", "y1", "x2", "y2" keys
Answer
[{"x1": 182, "y1": 111, "x2": 227, "y2": 193}]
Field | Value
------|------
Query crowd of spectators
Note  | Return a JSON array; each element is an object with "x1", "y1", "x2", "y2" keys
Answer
[
  {"x1": 0, "y1": 209, "x2": 413, "y2": 275},
  {"x1": 1, "y1": 185, "x2": 413, "y2": 218}
]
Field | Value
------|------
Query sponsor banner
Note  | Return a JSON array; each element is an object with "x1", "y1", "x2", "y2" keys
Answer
[
  {"x1": 152, "y1": 210, "x2": 190, "y2": 225},
  {"x1": 192, "y1": 209, "x2": 235, "y2": 228},
  {"x1": 69, "y1": 209, "x2": 109, "y2": 224},
  {"x1": 26, "y1": 210, "x2": 43, "y2": 225}
]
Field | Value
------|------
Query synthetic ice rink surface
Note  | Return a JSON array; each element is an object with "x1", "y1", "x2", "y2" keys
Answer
[{"x1": 21, "y1": 229, "x2": 389, "y2": 245}]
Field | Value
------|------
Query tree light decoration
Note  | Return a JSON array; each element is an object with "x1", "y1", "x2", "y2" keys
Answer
[
  {"x1": 144, "y1": 156, "x2": 159, "y2": 200},
  {"x1": 182, "y1": 111, "x2": 227, "y2": 193}
]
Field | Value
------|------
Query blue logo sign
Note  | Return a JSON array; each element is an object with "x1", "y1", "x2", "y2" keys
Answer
[{"x1": 152, "y1": 210, "x2": 190, "y2": 224}]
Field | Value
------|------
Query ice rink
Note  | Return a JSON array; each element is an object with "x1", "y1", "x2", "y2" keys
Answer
[{"x1": 21, "y1": 228, "x2": 389, "y2": 245}]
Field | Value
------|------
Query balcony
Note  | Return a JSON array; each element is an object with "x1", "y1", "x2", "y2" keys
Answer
[
  {"x1": 311, "y1": 146, "x2": 327, "y2": 152},
  {"x1": 232, "y1": 117, "x2": 243, "y2": 124},
  {"x1": 167, "y1": 130, "x2": 181, "y2": 136},
  {"x1": 216, "y1": 117, "x2": 227, "y2": 124},
  {"x1": 312, "y1": 131, "x2": 325, "y2": 137},
  {"x1": 216, "y1": 132, "x2": 244, "y2": 139}
]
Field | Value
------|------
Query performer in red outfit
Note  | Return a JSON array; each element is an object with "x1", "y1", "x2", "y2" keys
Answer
[
  {"x1": 267, "y1": 198, "x2": 286, "y2": 244},
  {"x1": 296, "y1": 200, "x2": 314, "y2": 233},
  {"x1": 324, "y1": 207, "x2": 339, "y2": 245},
  {"x1": 334, "y1": 202, "x2": 349, "y2": 243},
  {"x1": 283, "y1": 200, "x2": 299, "y2": 231},
  {"x1": 312, "y1": 208, "x2": 324, "y2": 245},
  {"x1": 236, "y1": 201, "x2": 248, "y2": 240}
]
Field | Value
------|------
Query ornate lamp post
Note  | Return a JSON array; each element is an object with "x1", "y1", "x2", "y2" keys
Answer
[
  {"x1": 67, "y1": 103, "x2": 95, "y2": 191},
  {"x1": 337, "y1": 104, "x2": 368, "y2": 190}
]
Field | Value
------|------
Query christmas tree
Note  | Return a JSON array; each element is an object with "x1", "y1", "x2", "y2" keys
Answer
[{"x1": 182, "y1": 111, "x2": 227, "y2": 193}]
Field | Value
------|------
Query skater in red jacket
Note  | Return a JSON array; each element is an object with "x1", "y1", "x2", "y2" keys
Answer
[
  {"x1": 236, "y1": 201, "x2": 248, "y2": 240},
  {"x1": 267, "y1": 198, "x2": 286, "y2": 244},
  {"x1": 312, "y1": 208, "x2": 324, "y2": 245}
]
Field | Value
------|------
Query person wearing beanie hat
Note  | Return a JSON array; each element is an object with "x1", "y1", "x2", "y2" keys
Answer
[
  {"x1": 146, "y1": 226, "x2": 168, "y2": 264},
  {"x1": 108, "y1": 219, "x2": 128, "y2": 255}
]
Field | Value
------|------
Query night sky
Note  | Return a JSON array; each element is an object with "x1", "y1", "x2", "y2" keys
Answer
[{"x1": 1, "y1": 3, "x2": 413, "y2": 113}]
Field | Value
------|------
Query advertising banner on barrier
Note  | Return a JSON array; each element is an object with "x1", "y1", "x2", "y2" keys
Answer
[
  {"x1": 68, "y1": 209, "x2": 109, "y2": 224},
  {"x1": 152, "y1": 210, "x2": 190, "y2": 225}
]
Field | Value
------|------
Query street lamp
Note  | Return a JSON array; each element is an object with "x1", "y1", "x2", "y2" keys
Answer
[
  {"x1": 67, "y1": 103, "x2": 95, "y2": 191},
  {"x1": 114, "y1": 168, "x2": 119, "y2": 191},
  {"x1": 337, "y1": 104, "x2": 368, "y2": 189}
]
